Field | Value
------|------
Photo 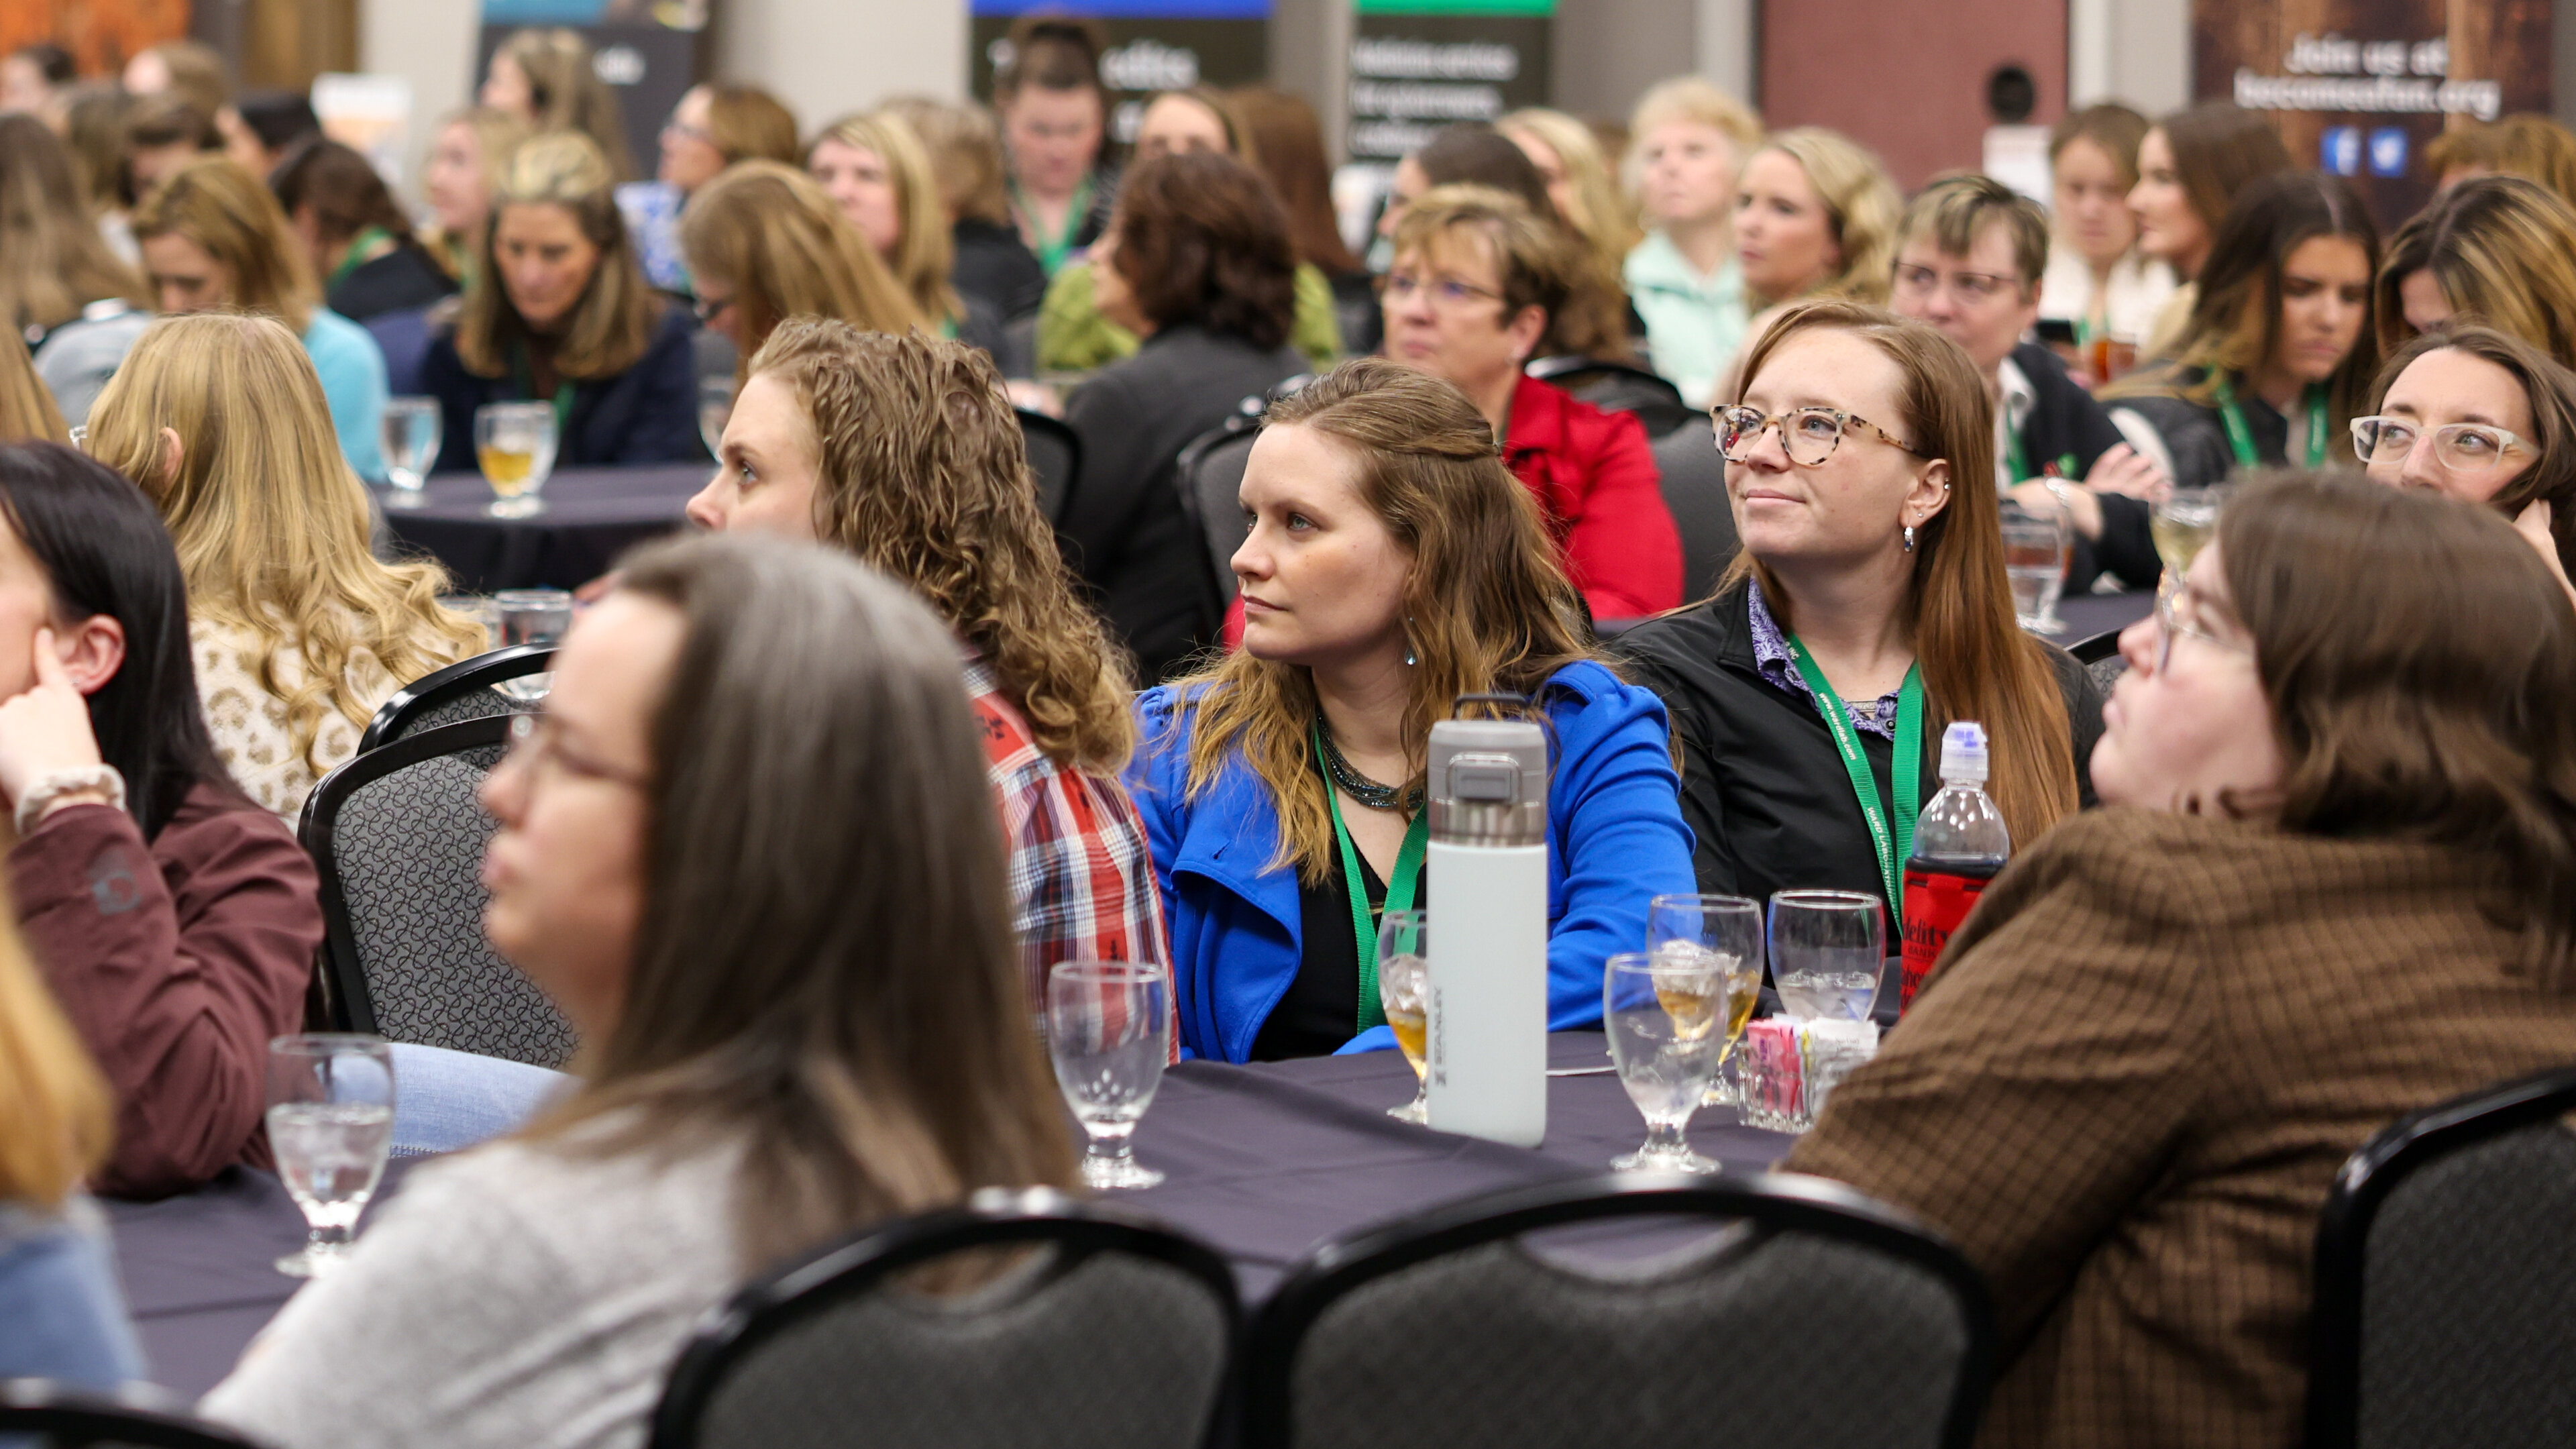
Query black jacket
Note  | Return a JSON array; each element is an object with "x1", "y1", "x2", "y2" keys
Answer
[
  {"x1": 1062, "y1": 324, "x2": 1307, "y2": 682},
  {"x1": 1615, "y1": 582, "x2": 2104, "y2": 908},
  {"x1": 419, "y1": 303, "x2": 700, "y2": 474},
  {"x1": 2008, "y1": 342, "x2": 2157, "y2": 592},
  {"x1": 326, "y1": 245, "x2": 457, "y2": 324},
  {"x1": 951, "y1": 218, "x2": 1047, "y2": 323}
]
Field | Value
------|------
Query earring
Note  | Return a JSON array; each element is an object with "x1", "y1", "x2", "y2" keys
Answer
[
  {"x1": 1902, "y1": 524, "x2": 1917, "y2": 552},
  {"x1": 1403, "y1": 616, "x2": 1418, "y2": 667}
]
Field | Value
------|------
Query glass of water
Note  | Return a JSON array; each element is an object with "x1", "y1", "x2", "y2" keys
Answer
[
  {"x1": 1646, "y1": 893, "x2": 1762, "y2": 1112},
  {"x1": 2000, "y1": 501, "x2": 2069, "y2": 635},
  {"x1": 474, "y1": 400, "x2": 557, "y2": 519},
  {"x1": 379, "y1": 396, "x2": 442, "y2": 508},
  {"x1": 1770, "y1": 890, "x2": 1886, "y2": 1023},
  {"x1": 1604, "y1": 951, "x2": 1724, "y2": 1173},
  {"x1": 266, "y1": 1034, "x2": 395, "y2": 1278},
  {"x1": 491, "y1": 589, "x2": 572, "y2": 702},
  {"x1": 1046, "y1": 959, "x2": 1171, "y2": 1190},
  {"x1": 1377, "y1": 910, "x2": 1429, "y2": 1124}
]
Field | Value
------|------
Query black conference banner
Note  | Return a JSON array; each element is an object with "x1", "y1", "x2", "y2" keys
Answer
[
  {"x1": 971, "y1": 0, "x2": 1271, "y2": 153},
  {"x1": 478, "y1": 0, "x2": 714, "y2": 174},
  {"x1": 1346, "y1": 0, "x2": 1552, "y2": 162}
]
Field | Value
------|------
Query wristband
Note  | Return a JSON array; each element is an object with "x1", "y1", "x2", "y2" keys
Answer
[{"x1": 16, "y1": 764, "x2": 125, "y2": 836}]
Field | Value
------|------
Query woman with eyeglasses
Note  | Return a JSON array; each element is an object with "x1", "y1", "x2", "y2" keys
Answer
[
  {"x1": 1786, "y1": 472, "x2": 2576, "y2": 1449},
  {"x1": 2356, "y1": 323, "x2": 2576, "y2": 596},
  {"x1": 1617, "y1": 299, "x2": 2098, "y2": 911}
]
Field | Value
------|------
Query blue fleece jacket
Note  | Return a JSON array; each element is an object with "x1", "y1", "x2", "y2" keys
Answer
[{"x1": 1126, "y1": 660, "x2": 1697, "y2": 1063}]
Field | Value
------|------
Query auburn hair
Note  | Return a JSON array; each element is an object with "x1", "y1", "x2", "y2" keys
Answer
[
  {"x1": 2147, "y1": 103, "x2": 2294, "y2": 256},
  {"x1": 1230, "y1": 87, "x2": 1360, "y2": 275},
  {"x1": 130, "y1": 155, "x2": 319, "y2": 333},
  {"x1": 1725, "y1": 299, "x2": 2082, "y2": 846}
]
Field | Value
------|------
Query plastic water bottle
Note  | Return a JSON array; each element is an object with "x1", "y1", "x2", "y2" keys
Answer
[
  {"x1": 1899, "y1": 721, "x2": 2011, "y2": 1012},
  {"x1": 1422, "y1": 714, "x2": 1549, "y2": 1147}
]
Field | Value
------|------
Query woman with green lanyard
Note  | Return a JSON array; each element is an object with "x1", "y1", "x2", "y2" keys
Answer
[
  {"x1": 994, "y1": 15, "x2": 1117, "y2": 282},
  {"x1": 419, "y1": 131, "x2": 700, "y2": 472},
  {"x1": 1619, "y1": 299, "x2": 2099, "y2": 922},
  {"x1": 270, "y1": 138, "x2": 458, "y2": 324},
  {"x1": 2104, "y1": 171, "x2": 2381, "y2": 494},
  {"x1": 1127, "y1": 357, "x2": 1694, "y2": 1063}
]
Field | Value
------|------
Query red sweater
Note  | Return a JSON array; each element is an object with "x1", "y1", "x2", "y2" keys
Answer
[
  {"x1": 14, "y1": 784, "x2": 323, "y2": 1198},
  {"x1": 1499, "y1": 374, "x2": 1682, "y2": 621}
]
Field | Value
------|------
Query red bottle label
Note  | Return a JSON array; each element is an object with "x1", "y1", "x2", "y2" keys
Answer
[{"x1": 1900, "y1": 864, "x2": 1997, "y2": 1012}]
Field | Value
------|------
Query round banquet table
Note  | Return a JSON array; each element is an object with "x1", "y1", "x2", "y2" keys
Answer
[
  {"x1": 109, "y1": 1032, "x2": 1795, "y2": 1399},
  {"x1": 375, "y1": 465, "x2": 707, "y2": 594},
  {"x1": 2052, "y1": 588, "x2": 2153, "y2": 649}
]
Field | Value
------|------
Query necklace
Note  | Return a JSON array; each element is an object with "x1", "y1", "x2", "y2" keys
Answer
[{"x1": 1314, "y1": 714, "x2": 1423, "y2": 813}]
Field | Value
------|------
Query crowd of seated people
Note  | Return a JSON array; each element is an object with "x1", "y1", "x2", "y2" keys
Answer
[{"x1": 2, "y1": 34, "x2": 2576, "y2": 1449}]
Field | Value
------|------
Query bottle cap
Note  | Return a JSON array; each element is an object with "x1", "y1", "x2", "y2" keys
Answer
[{"x1": 1940, "y1": 720, "x2": 1990, "y2": 784}]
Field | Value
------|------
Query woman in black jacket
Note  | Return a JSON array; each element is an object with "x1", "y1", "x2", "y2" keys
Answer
[{"x1": 1060, "y1": 151, "x2": 1307, "y2": 682}]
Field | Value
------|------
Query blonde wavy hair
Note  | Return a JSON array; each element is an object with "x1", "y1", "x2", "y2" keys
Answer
[
  {"x1": 747, "y1": 318, "x2": 1134, "y2": 774},
  {"x1": 681, "y1": 161, "x2": 927, "y2": 384},
  {"x1": 1164, "y1": 358, "x2": 1595, "y2": 883},
  {"x1": 1748, "y1": 127, "x2": 1902, "y2": 308},
  {"x1": 130, "y1": 156, "x2": 318, "y2": 333},
  {"x1": 0, "y1": 881, "x2": 111, "y2": 1206},
  {"x1": 807, "y1": 111, "x2": 963, "y2": 328},
  {"x1": 1501, "y1": 107, "x2": 1641, "y2": 261},
  {"x1": 85, "y1": 315, "x2": 484, "y2": 774}
]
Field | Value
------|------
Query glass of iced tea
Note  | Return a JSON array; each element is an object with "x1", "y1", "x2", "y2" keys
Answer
[
  {"x1": 1376, "y1": 910, "x2": 1430, "y2": 1123},
  {"x1": 474, "y1": 401, "x2": 558, "y2": 519}
]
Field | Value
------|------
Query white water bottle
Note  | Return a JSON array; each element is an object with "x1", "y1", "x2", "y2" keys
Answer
[{"x1": 1423, "y1": 715, "x2": 1549, "y2": 1146}]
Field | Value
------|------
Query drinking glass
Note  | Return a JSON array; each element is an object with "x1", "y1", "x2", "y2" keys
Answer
[
  {"x1": 1770, "y1": 890, "x2": 1886, "y2": 1022},
  {"x1": 699, "y1": 375, "x2": 734, "y2": 462},
  {"x1": 438, "y1": 594, "x2": 502, "y2": 653},
  {"x1": 2150, "y1": 485, "x2": 2229, "y2": 581},
  {"x1": 1646, "y1": 893, "x2": 1763, "y2": 1112},
  {"x1": 1377, "y1": 910, "x2": 1430, "y2": 1124},
  {"x1": 474, "y1": 401, "x2": 557, "y2": 519},
  {"x1": 1603, "y1": 951, "x2": 1723, "y2": 1173},
  {"x1": 2000, "y1": 501, "x2": 2069, "y2": 635},
  {"x1": 379, "y1": 396, "x2": 442, "y2": 508},
  {"x1": 491, "y1": 589, "x2": 571, "y2": 702},
  {"x1": 266, "y1": 1034, "x2": 396, "y2": 1278},
  {"x1": 1046, "y1": 959, "x2": 1171, "y2": 1190}
]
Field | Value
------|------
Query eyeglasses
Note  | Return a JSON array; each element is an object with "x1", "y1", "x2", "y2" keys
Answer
[
  {"x1": 1890, "y1": 262, "x2": 2023, "y2": 304},
  {"x1": 1377, "y1": 271, "x2": 1505, "y2": 310},
  {"x1": 2349, "y1": 415, "x2": 2530, "y2": 474},
  {"x1": 663, "y1": 119, "x2": 714, "y2": 145},
  {"x1": 502, "y1": 710, "x2": 650, "y2": 790},
  {"x1": 2151, "y1": 576, "x2": 2253, "y2": 675},
  {"x1": 1714, "y1": 405, "x2": 1926, "y2": 466}
]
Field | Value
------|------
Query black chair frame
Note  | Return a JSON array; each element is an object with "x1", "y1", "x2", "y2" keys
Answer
[
  {"x1": 358, "y1": 643, "x2": 553, "y2": 753},
  {"x1": 1175, "y1": 410, "x2": 1263, "y2": 618},
  {"x1": 1018, "y1": 407, "x2": 1084, "y2": 528},
  {"x1": 2068, "y1": 629, "x2": 2125, "y2": 665},
  {"x1": 0, "y1": 1380, "x2": 266, "y2": 1448},
  {"x1": 648, "y1": 1186, "x2": 1241, "y2": 1449},
  {"x1": 300, "y1": 714, "x2": 515, "y2": 1036},
  {"x1": 1242, "y1": 1170, "x2": 1996, "y2": 1449},
  {"x1": 2304, "y1": 1063, "x2": 2576, "y2": 1449},
  {"x1": 1523, "y1": 356, "x2": 1698, "y2": 434}
]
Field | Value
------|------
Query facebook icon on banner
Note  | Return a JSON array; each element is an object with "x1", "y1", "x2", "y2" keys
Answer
[
  {"x1": 2369, "y1": 127, "x2": 2411, "y2": 176},
  {"x1": 2321, "y1": 126, "x2": 2363, "y2": 176}
]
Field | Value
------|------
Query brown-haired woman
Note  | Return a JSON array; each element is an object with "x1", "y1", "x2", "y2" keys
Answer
[
  {"x1": 202, "y1": 533, "x2": 1075, "y2": 1449},
  {"x1": 678, "y1": 160, "x2": 926, "y2": 383},
  {"x1": 1063, "y1": 149, "x2": 1309, "y2": 682},
  {"x1": 1619, "y1": 299, "x2": 2099, "y2": 909},
  {"x1": 271, "y1": 138, "x2": 459, "y2": 322},
  {"x1": 2039, "y1": 101, "x2": 2176, "y2": 352},
  {"x1": 2125, "y1": 101, "x2": 2294, "y2": 358},
  {"x1": 879, "y1": 95, "x2": 1049, "y2": 321},
  {"x1": 686, "y1": 319, "x2": 1167, "y2": 1010},
  {"x1": 479, "y1": 27, "x2": 637, "y2": 181},
  {"x1": 2373, "y1": 174, "x2": 2576, "y2": 366},
  {"x1": 655, "y1": 83, "x2": 798, "y2": 197},
  {"x1": 0, "y1": 114, "x2": 144, "y2": 350},
  {"x1": 1130, "y1": 356, "x2": 1693, "y2": 1061},
  {"x1": 995, "y1": 13, "x2": 1115, "y2": 278},
  {"x1": 0, "y1": 331, "x2": 68, "y2": 444},
  {"x1": 1790, "y1": 472, "x2": 2576, "y2": 1449},
  {"x1": 2359, "y1": 322, "x2": 2576, "y2": 592},
  {"x1": 420, "y1": 131, "x2": 698, "y2": 471}
]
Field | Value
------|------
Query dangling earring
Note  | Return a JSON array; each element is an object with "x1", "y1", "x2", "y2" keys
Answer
[
  {"x1": 1902, "y1": 523, "x2": 1917, "y2": 552},
  {"x1": 1403, "y1": 616, "x2": 1418, "y2": 667}
]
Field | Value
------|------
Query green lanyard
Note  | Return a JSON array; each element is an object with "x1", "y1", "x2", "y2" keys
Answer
[
  {"x1": 2004, "y1": 431, "x2": 2082, "y2": 484},
  {"x1": 1314, "y1": 722, "x2": 1427, "y2": 1034},
  {"x1": 328, "y1": 225, "x2": 394, "y2": 291},
  {"x1": 1014, "y1": 175, "x2": 1094, "y2": 276},
  {"x1": 508, "y1": 343, "x2": 579, "y2": 439},
  {"x1": 1784, "y1": 639, "x2": 1923, "y2": 912},
  {"x1": 2212, "y1": 374, "x2": 2328, "y2": 469}
]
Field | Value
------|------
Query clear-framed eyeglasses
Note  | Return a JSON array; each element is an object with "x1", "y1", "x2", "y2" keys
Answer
[
  {"x1": 2349, "y1": 415, "x2": 2531, "y2": 474},
  {"x1": 2153, "y1": 575, "x2": 2254, "y2": 675},
  {"x1": 1714, "y1": 405, "x2": 1927, "y2": 468},
  {"x1": 1890, "y1": 262, "x2": 2022, "y2": 305}
]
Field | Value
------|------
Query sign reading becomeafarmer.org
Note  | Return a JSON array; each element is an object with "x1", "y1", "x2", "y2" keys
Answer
[{"x1": 1346, "y1": 0, "x2": 1553, "y2": 162}]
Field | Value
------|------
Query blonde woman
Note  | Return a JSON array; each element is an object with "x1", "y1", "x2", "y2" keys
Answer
[
  {"x1": 419, "y1": 106, "x2": 534, "y2": 284},
  {"x1": 1501, "y1": 107, "x2": 1641, "y2": 272},
  {"x1": 86, "y1": 314, "x2": 485, "y2": 819},
  {"x1": 807, "y1": 110, "x2": 975, "y2": 339},
  {"x1": 678, "y1": 160, "x2": 928, "y2": 380},
  {"x1": 1722, "y1": 126, "x2": 1902, "y2": 396},
  {"x1": 1621, "y1": 77, "x2": 1764, "y2": 407},
  {"x1": 878, "y1": 95, "x2": 1049, "y2": 321}
]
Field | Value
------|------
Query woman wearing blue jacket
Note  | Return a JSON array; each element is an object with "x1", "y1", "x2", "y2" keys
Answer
[{"x1": 1126, "y1": 358, "x2": 1695, "y2": 1062}]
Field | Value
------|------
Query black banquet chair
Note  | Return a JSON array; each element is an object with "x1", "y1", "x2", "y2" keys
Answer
[
  {"x1": 647, "y1": 1187, "x2": 1238, "y2": 1449},
  {"x1": 1018, "y1": 408, "x2": 1081, "y2": 528},
  {"x1": 300, "y1": 715, "x2": 580, "y2": 1069},
  {"x1": 0, "y1": 1381, "x2": 266, "y2": 1448},
  {"x1": 1175, "y1": 412, "x2": 1259, "y2": 614},
  {"x1": 1525, "y1": 355, "x2": 1699, "y2": 438},
  {"x1": 1244, "y1": 1171, "x2": 1994, "y2": 1449},
  {"x1": 358, "y1": 644, "x2": 555, "y2": 753},
  {"x1": 2306, "y1": 1063, "x2": 2576, "y2": 1449},
  {"x1": 1649, "y1": 418, "x2": 1737, "y2": 603}
]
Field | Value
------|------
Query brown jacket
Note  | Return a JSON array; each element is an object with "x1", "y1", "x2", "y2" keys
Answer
[
  {"x1": 1788, "y1": 808, "x2": 2576, "y2": 1449},
  {"x1": 13, "y1": 784, "x2": 323, "y2": 1199}
]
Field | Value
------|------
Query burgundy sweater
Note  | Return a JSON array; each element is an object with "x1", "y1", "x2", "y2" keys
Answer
[{"x1": 13, "y1": 784, "x2": 322, "y2": 1198}]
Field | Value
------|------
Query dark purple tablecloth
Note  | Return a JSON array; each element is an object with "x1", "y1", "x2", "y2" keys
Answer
[
  {"x1": 2053, "y1": 588, "x2": 2152, "y2": 651},
  {"x1": 376, "y1": 465, "x2": 706, "y2": 594},
  {"x1": 108, "y1": 1032, "x2": 1790, "y2": 1399}
]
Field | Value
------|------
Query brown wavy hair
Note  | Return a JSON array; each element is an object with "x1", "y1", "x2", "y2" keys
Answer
[
  {"x1": 697, "y1": 85, "x2": 799, "y2": 170},
  {"x1": 2373, "y1": 175, "x2": 2576, "y2": 368},
  {"x1": 2217, "y1": 472, "x2": 2576, "y2": 985},
  {"x1": 453, "y1": 131, "x2": 662, "y2": 381},
  {"x1": 1724, "y1": 299, "x2": 2080, "y2": 846},
  {"x1": 2369, "y1": 323, "x2": 2576, "y2": 582},
  {"x1": 130, "y1": 155, "x2": 318, "y2": 333},
  {"x1": 0, "y1": 113, "x2": 145, "y2": 335},
  {"x1": 747, "y1": 318, "x2": 1134, "y2": 775},
  {"x1": 1163, "y1": 357, "x2": 1595, "y2": 883},
  {"x1": 1108, "y1": 150, "x2": 1298, "y2": 353},
  {"x1": 680, "y1": 161, "x2": 927, "y2": 382}
]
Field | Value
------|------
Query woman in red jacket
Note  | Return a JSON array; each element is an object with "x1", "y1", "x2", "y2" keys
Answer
[
  {"x1": 1383, "y1": 184, "x2": 1682, "y2": 621},
  {"x1": 0, "y1": 443, "x2": 321, "y2": 1197}
]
